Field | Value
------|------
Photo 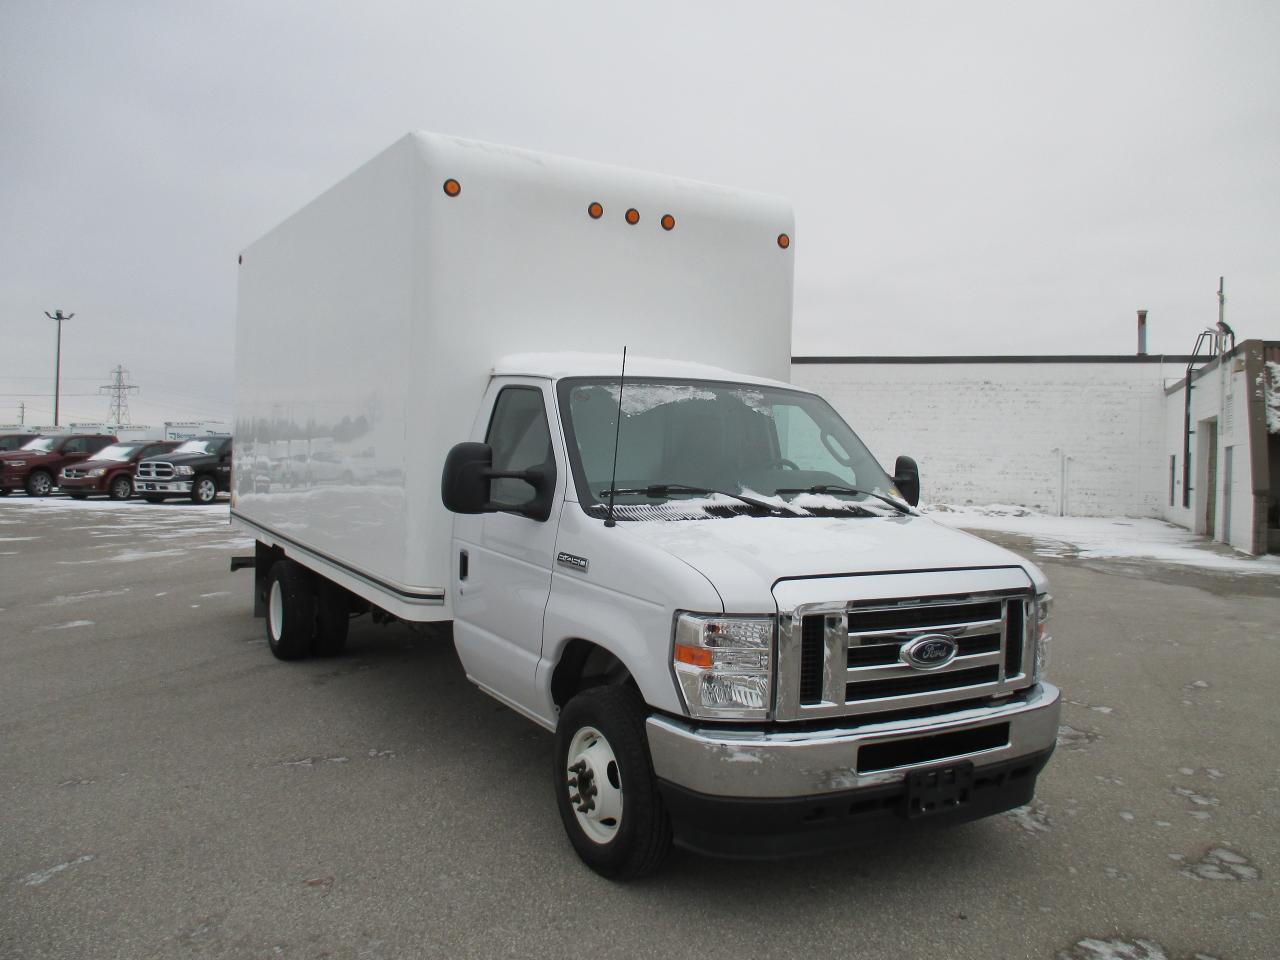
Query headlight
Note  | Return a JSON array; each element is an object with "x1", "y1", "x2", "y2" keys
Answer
[
  {"x1": 673, "y1": 613, "x2": 774, "y2": 720},
  {"x1": 1032, "y1": 594, "x2": 1052, "y2": 680},
  {"x1": 174, "y1": 465, "x2": 195, "y2": 476},
  {"x1": 87, "y1": 468, "x2": 106, "y2": 478}
]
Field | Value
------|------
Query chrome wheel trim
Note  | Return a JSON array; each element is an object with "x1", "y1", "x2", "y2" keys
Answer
[{"x1": 566, "y1": 725, "x2": 623, "y2": 844}]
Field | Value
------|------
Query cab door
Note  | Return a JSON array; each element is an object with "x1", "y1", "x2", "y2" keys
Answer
[{"x1": 451, "y1": 380, "x2": 565, "y2": 724}]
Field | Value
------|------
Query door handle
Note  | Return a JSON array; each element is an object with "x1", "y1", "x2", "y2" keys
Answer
[{"x1": 459, "y1": 550, "x2": 469, "y2": 581}]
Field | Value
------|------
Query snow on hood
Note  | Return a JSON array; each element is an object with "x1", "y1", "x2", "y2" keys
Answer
[{"x1": 617, "y1": 513, "x2": 1037, "y2": 611}]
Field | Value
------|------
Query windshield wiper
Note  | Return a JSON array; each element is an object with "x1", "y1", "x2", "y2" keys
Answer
[
  {"x1": 774, "y1": 484, "x2": 912, "y2": 515},
  {"x1": 599, "y1": 483, "x2": 800, "y2": 515}
]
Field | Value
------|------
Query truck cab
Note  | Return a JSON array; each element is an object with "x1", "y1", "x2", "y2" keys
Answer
[{"x1": 436, "y1": 354, "x2": 1059, "y2": 875}]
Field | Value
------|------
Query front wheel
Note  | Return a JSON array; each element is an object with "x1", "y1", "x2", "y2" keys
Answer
[
  {"x1": 554, "y1": 686, "x2": 672, "y2": 879},
  {"x1": 108, "y1": 475, "x2": 133, "y2": 501},
  {"x1": 25, "y1": 470, "x2": 54, "y2": 497},
  {"x1": 190, "y1": 475, "x2": 218, "y2": 504}
]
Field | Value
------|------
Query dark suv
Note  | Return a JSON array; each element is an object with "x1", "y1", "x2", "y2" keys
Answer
[
  {"x1": 135, "y1": 436, "x2": 233, "y2": 504},
  {"x1": 1, "y1": 434, "x2": 118, "y2": 497},
  {"x1": 59, "y1": 440, "x2": 182, "y2": 501}
]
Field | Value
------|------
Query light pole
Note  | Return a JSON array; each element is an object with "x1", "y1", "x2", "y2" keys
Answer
[{"x1": 44, "y1": 310, "x2": 74, "y2": 426}]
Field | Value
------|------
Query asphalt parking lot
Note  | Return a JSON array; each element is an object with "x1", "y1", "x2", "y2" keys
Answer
[{"x1": 2, "y1": 498, "x2": 1277, "y2": 960}]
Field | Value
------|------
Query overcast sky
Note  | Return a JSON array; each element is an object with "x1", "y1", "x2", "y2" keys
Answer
[{"x1": 2, "y1": 1, "x2": 1277, "y2": 427}]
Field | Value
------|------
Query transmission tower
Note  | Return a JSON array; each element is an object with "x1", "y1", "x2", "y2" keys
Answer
[{"x1": 99, "y1": 365, "x2": 140, "y2": 424}]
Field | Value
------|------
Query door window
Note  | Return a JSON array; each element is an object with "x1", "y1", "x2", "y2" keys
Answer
[
  {"x1": 485, "y1": 387, "x2": 555, "y2": 510},
  {"x1": 62, "y1": 437, "x2": 88, "y2": 454}
]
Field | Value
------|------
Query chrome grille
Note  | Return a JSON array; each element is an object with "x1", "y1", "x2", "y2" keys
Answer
[
  {"x1": 62, "y1": 468, "x2": 86, "y2": 479},
  {"x1": 136, "y1": 461, "x2": 174, "y2": 480},
  {"x1": 778, "y1": 589, "x2": 1034, "y2": 721}
]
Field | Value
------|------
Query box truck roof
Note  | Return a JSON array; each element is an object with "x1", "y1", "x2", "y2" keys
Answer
[
  {"x1": 234, "y1": 132, "x2": 796, "y2": 617},
  {"x1": 492, "y1": 353, "x2": 801, "y2": 390}
]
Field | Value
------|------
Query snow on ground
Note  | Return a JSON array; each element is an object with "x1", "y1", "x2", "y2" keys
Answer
[{"x1": 924, "y1": 503, "x2": 1280, "y2": 575}]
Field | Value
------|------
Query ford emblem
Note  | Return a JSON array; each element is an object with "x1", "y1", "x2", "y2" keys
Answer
[{"x1": 901, "y1": 634, "x2": 959, "y2": 671}]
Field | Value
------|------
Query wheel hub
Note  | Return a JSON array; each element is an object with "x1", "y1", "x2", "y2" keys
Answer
[{"x1": 565, "y1": 726, "x2": 623, "y2": 844}]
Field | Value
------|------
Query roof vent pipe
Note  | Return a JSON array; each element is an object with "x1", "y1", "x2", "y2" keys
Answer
[{"x1": 1137, "y1": 309, "x2": 1148, "y2": 355}]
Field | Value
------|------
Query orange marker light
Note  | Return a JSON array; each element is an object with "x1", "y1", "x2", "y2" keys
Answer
[
  {"x1": 625, "y1": 208, "x2": 640, "y2": 225},
  {"x1": 777, "y1": 233, "x2": 790, "y2": 249},
  {"x1": 443, "y1": 179, "x2": 461, "y2": 197},
  {"x1": 661, "y1": 214, "x2": 676, "y2": 231},
  {"x1": 588, "y1": 201, "x2": 603, "y2": 219},
  {"x1": 674, "y1": 644, "x2": 714, "y2": 669}
]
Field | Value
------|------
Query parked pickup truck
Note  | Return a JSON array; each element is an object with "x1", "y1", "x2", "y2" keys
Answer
[
  {"x1": 135, "y1": 436, "x2": 233, "y2": 504},
  {"x1": 1, "y1": 434, "x2": 118, "y2": 497},
  {"x1": 231, "y1": 133, "x2": 1059, "y2": 878},
  {"x1": 60, "y1": 440, "x2": 181, "y2": 500}
]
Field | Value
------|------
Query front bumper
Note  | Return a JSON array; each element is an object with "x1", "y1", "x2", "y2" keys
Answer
[
  {"x1": 58, "y1": 476, "x2": 107, "y2": 492},
  {"x1": 1, "y1": 472, "x2": 28, "y2": 489},
  {"x1": 135, "y1": 480, "x2": 192, "y2": 493},
  {"x1": 646, "y1": 682, "x2": 1060, "y2": 856}
]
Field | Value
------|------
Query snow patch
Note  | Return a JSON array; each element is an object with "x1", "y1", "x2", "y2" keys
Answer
[
  {"x1": 925, "y1": 504, "x2": 1280, "y2": 574},
  {"x1": 20, "y1": 854, "x2": 96, "y2": 887}
]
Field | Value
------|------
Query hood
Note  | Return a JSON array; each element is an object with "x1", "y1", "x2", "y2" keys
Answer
[
  {"x1": 146, "y1": 450, "x2": 223, "y2": 465},
  {"x1": 618, "y1": 513, "x2": 1044, "y2": 611},
  {"x1": 75, "y1": 456, "x2": 131, "y2": 471},
  {"x1": 2, "y1": 451, "x2": 54, "y2": 467}
]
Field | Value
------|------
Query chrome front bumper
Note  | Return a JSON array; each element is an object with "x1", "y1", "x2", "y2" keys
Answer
[
  {"x1": 135, "y1": 480, "x2": 192, "y2": 493},
  {"x1": 646, "y1": 682, "x2": 1060, "y2": 799}
]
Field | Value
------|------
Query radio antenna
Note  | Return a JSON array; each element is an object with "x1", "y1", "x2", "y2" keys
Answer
[{"x1": 603, "y1": 346, "x2": 627, "y2": 528}]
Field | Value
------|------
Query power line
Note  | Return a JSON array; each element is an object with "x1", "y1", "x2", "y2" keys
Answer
[{"x1": 99, "y1": 365, "x2": 140, "y2": 423}]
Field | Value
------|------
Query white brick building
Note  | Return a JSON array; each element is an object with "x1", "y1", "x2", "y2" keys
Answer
[{"x1": 792, "y1": 342, "x2": 1279, "y2": 555}]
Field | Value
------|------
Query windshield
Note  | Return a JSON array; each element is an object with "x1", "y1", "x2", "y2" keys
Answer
[
  {"x1": 558, "y1": 378, "x2": 901, "y2": 520},
  {"x1": 93, "y1": 443, "x2": 142, "y2": 462},
  {"x1": 171, "y1": 438, "x2": 226, "y2": 455},
  {"x1": 19, "y1": 437, "x2": 56, "y2": 453}
]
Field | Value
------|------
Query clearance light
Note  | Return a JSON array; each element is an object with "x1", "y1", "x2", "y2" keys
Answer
[
  {"x1": 443, "y1": 179, "x2": 461, "y2": 197},
  {"x1": 625, "y1": 208, "x2": 640, "y2": 225},
  {"x1": 661, "y1": 214, "x2": 676, "y2": 231},
  {"x1": 588, "y1": 201, "x2": 604, "y2": 219},
  {"x1": 777, "y1": 233, "x2": 790, "y2": 249}
]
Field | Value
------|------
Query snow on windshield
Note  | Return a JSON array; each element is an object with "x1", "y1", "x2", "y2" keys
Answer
[
  {"x1": 94, "y1": 444, "x2": 140, "y2": 462},
  {"x1": 20, "y1": 437, "x2": 55, "y2": 452},
  {"x1": 605, "y1": 384, "x2": 716, "y2": 416},
  {"x1": 603, "y1": 383, "x2": 775, "y2": 418},
  {"x1": 172, "y1": 440, "x2": 212, "y2": 455}
]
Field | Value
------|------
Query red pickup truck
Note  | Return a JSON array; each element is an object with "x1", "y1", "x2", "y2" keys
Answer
[
  {"x1": 59, "y1": 440, "x2": 182, "y2": 501},
  {"x1": 0, "y1": 434, "x2": 117, "y2": 496}
]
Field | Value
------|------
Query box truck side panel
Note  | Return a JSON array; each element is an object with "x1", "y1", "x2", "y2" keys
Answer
[{"x1": 233, "y1": 138, "x2": 443, "y2": 611}]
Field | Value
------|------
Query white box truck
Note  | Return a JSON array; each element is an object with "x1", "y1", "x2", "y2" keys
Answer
[{"x1": 232, "y1": 132, "x2": 1059, "y2": 878}]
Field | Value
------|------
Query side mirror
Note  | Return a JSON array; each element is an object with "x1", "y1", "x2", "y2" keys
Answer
[
  {"x1": 441, "y1": 442, "x2": 494, "y2": 514},
  {"x1": 894, "y1": 455, "x2": 921, "y2": 507},
  {"x1": 441, "y1": 442, "x2": 555, "y2": 522}
]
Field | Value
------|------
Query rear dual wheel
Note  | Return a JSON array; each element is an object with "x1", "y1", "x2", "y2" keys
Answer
[{"x1": 265, "y1": 559, "x2": 349, "y2": 660}]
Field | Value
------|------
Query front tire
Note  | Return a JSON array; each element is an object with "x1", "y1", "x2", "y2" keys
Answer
[
  {"x1": 25, "y1": 470, "x2": 54, "y2": 497},
  {"x1": 265, "y1": 559, "x2": 315, "y2": 661},
  {"x1": 191, "y1": 475, "x2": 218, "y2": 504},
  {"x1": 554, "y1": 686, "x2": 672, "y2": 879},
  {"x1": 108, "y1": 475, "x2": 133, "y2": 501}
]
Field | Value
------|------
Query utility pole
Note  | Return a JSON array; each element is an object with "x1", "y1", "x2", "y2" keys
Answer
[
  {"x1": 18, "y1": 401, "x2": 25, "y2": 426},
  {"x1": 99, "y1": 365, "x2": 139, "y2": 425},
  {"x1": 44, "y1": 310, "x2": 74, "y2": 426}
]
